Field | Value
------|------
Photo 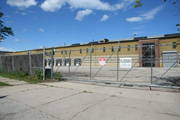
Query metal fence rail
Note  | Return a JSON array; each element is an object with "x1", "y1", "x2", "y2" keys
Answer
[
  {"x1": 47, "y1": 44, "x2": 180, "y2": 89},
  {"x1": 0, "y1": 53, "x2": 44, "y2": 76}
]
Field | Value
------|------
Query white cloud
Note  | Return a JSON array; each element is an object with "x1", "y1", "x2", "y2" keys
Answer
[
  {"x1": 75, "y1": 9, "x2": 93, "y2": 21},
  {"x1": 126, "y1": 5, "x2": 164, "y2": 22},
  {"x1": 126, "y1": 17, "x2": 142, "y2": 22},
  {"x1": 39, "y1": 28, "x2": 45, "y2": 32},
  {"x1": 39, "y1": 46, "x2": 44, "y2": 49},
  {"x1": 6, "y1": 0, "x2": 37, "y2": 9},
  {"x1": 14, "y1": 39, "x2": 20, "y2": 42},
  {"x1": 40, "y1": 0, "x2": 67, "y2": 12},
  {"x1": 141, "y1": 5, "x2": 164, "y2": 20},
  {"x1": 115, "y1": 0, "x2": 134, "y2": 10},
  {"x1": 0, "y1": 47, "x2": 14, "y2": 52},
  {"x1": 68, "y1": 0, "x2": 114, "y2": 11},
  {"x1": 40, "y1": 0, "x2": 134, "y2": 12},
  {"x1": 100, "y1": 14, "x2": 109, "y2": 21}
]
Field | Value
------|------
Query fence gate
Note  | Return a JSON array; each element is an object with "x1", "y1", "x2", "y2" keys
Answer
[{"x1": 49, "y1": 44, "x2": 180, "y2": 89}]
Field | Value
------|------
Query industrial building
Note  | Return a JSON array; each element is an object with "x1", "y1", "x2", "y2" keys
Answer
[{"x1": 9, "y1": 33, "x2": 180, "y2": 68}]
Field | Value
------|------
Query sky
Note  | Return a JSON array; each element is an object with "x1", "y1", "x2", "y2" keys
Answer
[{"x1": 0, "y1": 0, "x2": 179, "y2": 51}]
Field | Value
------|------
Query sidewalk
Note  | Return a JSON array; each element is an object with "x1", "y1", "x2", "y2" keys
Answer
[
  {"x1": 0, "y1": 76, "x2": 180, "y2": 120},
  {"x1": 0, "y1": 76, "x2": 28, "y2": 86}
]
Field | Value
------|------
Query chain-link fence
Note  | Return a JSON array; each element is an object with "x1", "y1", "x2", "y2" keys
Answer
[
  {"x1": 0, "y1": 53, "x2": 43, "y2": 75},
  {"x1": 48, "y1": 44, "x2": 180, "y2": 88}
]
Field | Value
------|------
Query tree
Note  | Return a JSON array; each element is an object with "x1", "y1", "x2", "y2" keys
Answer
[
  {"x1": 134, "y1": 0, "x2": 180, "y2": 31},
  {"x1": 0, "y1": 12, "x2": 14, "y2": 41}
]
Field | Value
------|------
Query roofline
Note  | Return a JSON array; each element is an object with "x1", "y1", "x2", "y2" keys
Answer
[{"x1": 11, "y1": 33, "x2": 180, "y2": 53}]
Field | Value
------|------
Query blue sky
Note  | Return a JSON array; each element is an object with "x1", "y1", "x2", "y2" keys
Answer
[{"x1": 0, "y1": 0, "x2": 179, "y2": 51}]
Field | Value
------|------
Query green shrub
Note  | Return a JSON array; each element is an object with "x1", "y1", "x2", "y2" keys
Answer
[
  {"x1": 35, "y1": 71, "x2": 43, "y2": 80},
  {"x1": 54, "y1": 72, "x2": 63, "y2": 80}
]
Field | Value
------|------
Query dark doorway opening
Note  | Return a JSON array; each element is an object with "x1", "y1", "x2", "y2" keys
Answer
[{"x1": 142, "y1": 43, "x2": 155, "y2": 67}]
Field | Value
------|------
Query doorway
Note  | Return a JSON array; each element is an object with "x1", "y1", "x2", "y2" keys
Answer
[{"x1": 142, "y1": 43, "x2": 155, "y2": 67}]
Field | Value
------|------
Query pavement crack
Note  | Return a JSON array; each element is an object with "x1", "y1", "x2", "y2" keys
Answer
[
  {"x1": 71, "y1": 96, "x2": 112, "y2": 120},
  {"x1": 40, "y1": 92, "x2": 82, "y2": 106}
]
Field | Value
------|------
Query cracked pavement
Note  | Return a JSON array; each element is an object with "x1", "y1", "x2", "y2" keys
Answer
[{"x1": 0, "y1": 76, "x2": 180, "y2": 120}]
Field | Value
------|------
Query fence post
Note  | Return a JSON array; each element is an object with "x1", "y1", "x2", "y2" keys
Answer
[
  {"x1": 69, "y1": 50, "x2": 71, "y2": 78},
  {"x1": 150, "y1": 45, "x2": 153, "y2": 84},
  {"x1": 51, "y1": 48, "x2": 54, "y2": 79},
  {"x1": 12, "y1": 55, "x2": 14, "y2": 72},
  {"x1": 29, "y1": 51, "x2": 32, "y2": 75},
  {"x1": 43, "y1": 47, "x2": 46, "y2": 80},
  {"x1": 90, "y1": 43, "x2": 92, "y2": 79},
  {"x1": 117, "y1": 41, "x2": 119, "y2": 81}
]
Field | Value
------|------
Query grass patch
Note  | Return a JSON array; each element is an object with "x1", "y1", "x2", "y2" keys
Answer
[
  {"x1": 0, "y1": 82, "x2": 12, "y2": 86},
  {"x1": 0, "y1": 72, "x2": 43, "y2": 84},
  {"x1": 0, "y1": 71, "x2": 64, "y2": 84}
]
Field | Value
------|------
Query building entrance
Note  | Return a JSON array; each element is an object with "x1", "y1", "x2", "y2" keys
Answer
[{"x1": 142, "y1": 43, "x2": 155, "y2": 67}]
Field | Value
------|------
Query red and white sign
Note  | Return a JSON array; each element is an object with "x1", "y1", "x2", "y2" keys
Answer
[{"x1": 99, "y1": 58, "x2": 106, "y2": 66}]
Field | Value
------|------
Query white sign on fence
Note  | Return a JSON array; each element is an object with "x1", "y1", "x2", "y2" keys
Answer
[{"x1": 120, "y1": 58, "x2": 132, "y2": 68}]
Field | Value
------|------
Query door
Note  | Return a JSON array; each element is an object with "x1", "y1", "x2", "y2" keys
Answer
[
  {"x1": 142, "y1": 43, "x2": 155, "y2": 67},
  {"x1": 162, "y1": 51, "x2": 178, "y2": 67}
]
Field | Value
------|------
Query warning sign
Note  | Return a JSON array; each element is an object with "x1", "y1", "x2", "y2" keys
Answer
[
  {"x1": 99, "y1": 58, "x2": 106, "y2": 66},
  {"x1": 120, "y1": 58, "x2": 132, "y2": 68}
]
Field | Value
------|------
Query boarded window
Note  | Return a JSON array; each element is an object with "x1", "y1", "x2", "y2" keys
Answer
[
  {"x1": 74, "y1": 58, "x2": 81, "y2": 66},
  {"x1": 91, "y1": 48, "x2": 94, "y2": 53},
  {"x1": 118, "y1": 46, "x2": 121, "y2": 51},
  {"x1": 135, "y1": 45, "x2": 138, "y2": 51},
  {"x1": 61, "y1": 51, "x2": 63, "y2": 55},
  {"x1": 56, "y1": 59, "x2": 62, "y2": 66},
  {"x1": 172, "y1": 42, "x2": 176, "y2": 48},
  {"x1": 112, "y1": 46, "x2": 114, "y2": 52},
  {"x1": 103, "y1": 47, "x2": 105, "y2": 52},
  {"x1": 64, "y1": 59, "x2": 71, "y2": 66},
  {"x1": 128, "y1": 45, "x2": 130, "y2": 51}
]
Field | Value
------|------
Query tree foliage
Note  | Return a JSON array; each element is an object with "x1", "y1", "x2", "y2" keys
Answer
[
  {"x1": 134, "y1": 0, "x2": 180, "y2": 31},
  {"x1": 0, "y1": 12, "x2": 14, "y2": 41}
]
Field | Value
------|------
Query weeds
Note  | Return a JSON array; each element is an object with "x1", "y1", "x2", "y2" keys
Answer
[
  {"x1": 0, "y1": 71, "x2": 43, "y2": 84},
  {"x1": 0, "y1": 70, "x2": 64, "y2": 84},
  {"x1": 0, "y1": 82, "x2": 12, "y2": 86}
]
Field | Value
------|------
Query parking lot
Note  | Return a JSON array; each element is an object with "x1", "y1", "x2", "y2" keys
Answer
[
  {"x1": 53, "y1": 66, "x2": 180, "y2": 86},
  {"x1": 0, "y1": 76, "x2": 180, "y2": 120}
]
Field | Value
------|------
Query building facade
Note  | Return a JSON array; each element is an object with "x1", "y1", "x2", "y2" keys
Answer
[{"x1": 9, "y1": 33, "x2": 180, "y2": 67}]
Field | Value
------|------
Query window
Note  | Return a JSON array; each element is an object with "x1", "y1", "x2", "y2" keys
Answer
[
  {"x1": 61, "y1": 51, "x2": 63, "y2": 55},
  {"x1": 74, "y1": 58, "x2": 81, "y2": 66},
  {"x1": 135, "y1": 45, "x2": 138, "y2": 51},
  {"x1": 118, "y1": 46, "x2": 121, "y2": 51},
  {"x1": 56, "y1": 59, "x2": 62, "y2": 66},
  {"x1": 64, "y1": 59, "x2": 71, "y2": 66},
  {"x1": 48, "y1": 59, "x2": 52, "y2": 66},
  {"x1": 80, "y1": 49, "x2": 82, "y2": 54},
  {"x1": 103, "y1": 47, "x2": 105, "y2": 52},
  {"x1": 128, "y1": 45, "x2": 130, "y2": 51},
  {"x1": 69, "y1": 50, "x2": 71, "y2": 54},
  {"x1": 65, "y1": 50, "x2": 67, "y2": 54},
  {"x1": 91, "y1": 48, "x2": 94, "y2": 53},
  {"x1": 112, "y1": 46, "x2": 114, "y2": 52},
  {"x1": 86, "y1": 48, "x2": 88, "y2": 53},
  {"x1": 45, "y1": 59, "x2": 47, "y2": 66},
  {"x1": 173, "y1": 42, "x2": 176, "y2": 48}
]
